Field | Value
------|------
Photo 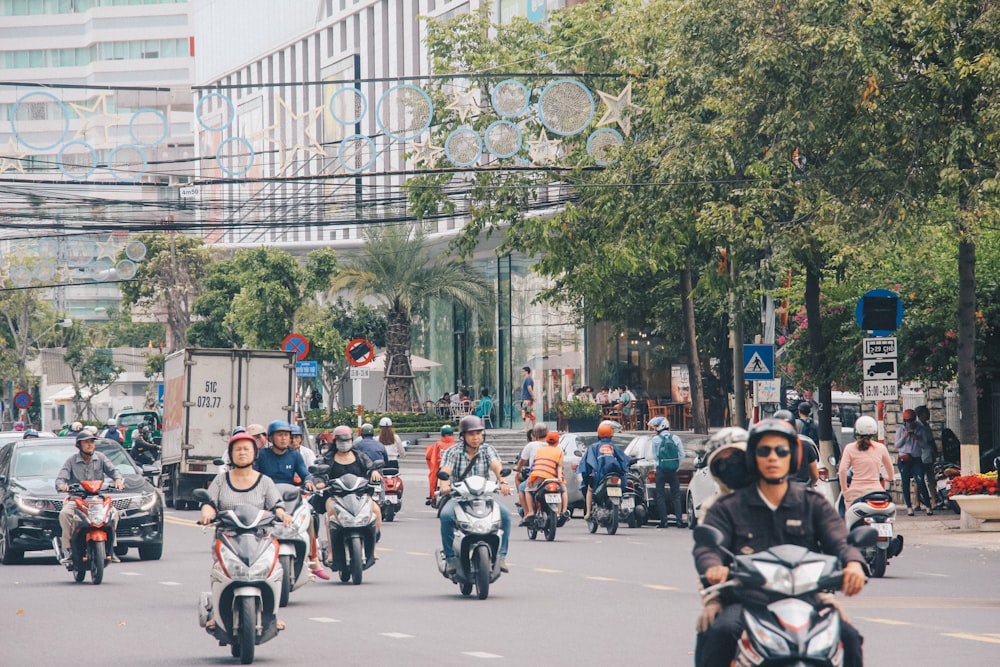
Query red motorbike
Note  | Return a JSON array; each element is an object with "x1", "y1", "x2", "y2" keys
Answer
[
  {"x1": 53, "y1": 480, "x2": 119, "y2": 585},
  {"x1": 378, "y1": 464, "x2": 404, "y2": 522}
]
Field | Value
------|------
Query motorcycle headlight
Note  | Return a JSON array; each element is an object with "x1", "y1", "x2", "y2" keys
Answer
[
  {"x1": 806, "y1": 613, "x2": 841, "y2": 658},
  {"x1": 87, "y1": 503, "x2": 111, "y2": 524},
  {"x1": 458, "y1": 517, "x2": 496, "y2": 534},
  {"x1": 744, "y1": 613, "x2": 790, "y2": 657},
  {"x1": 219, "y1": 547, "x2": 249, "y2": 579},
  {"x1": 249, "y1": 542, "x2": 278, "y2": 579},
  {"x1": 13, "y1": 494, "x2": 51, "y2": 515}
]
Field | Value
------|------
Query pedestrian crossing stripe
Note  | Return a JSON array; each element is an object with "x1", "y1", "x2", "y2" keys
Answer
[{"x1": 744, "y1": 352, "x2": 768, "y2": 375}]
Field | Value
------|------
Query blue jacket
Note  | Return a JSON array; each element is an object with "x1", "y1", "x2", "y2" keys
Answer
[
  {"x1": 355, "y1": 436, "x2": 389, "y2": 465},
  {"x1": 255, "y1": 447, "x2": 312, "y2": 485},
  {"x1": 576, "y1": 438, "x2": 630, "y2": 491}
]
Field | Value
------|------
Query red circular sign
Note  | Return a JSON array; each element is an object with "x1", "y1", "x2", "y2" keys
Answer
[
  {"x1": 14, "y1": 391, "x2": 32, "y2": 409},
  {"x1": 282, "y1": 333, "x2": 310, "y2": 362},
  {"x1": 346, "y1": 338, "x2": 375, "y2": 367}
]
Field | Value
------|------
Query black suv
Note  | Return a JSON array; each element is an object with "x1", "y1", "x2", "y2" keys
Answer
[{"x1": 0, "y1": 437, "x2": 163, "y2": 563}]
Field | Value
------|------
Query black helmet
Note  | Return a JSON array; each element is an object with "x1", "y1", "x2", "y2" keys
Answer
[
  {"x1": 360, "y1": 423, "x2": 375, "y2": 437},
  {"x1": 75, "y1": 431, "x2": 96, "y2": 447},
  {"x1": 459, "y1": 415, "x2": 485, "y2": 435},
  {"x1": 746, "y1": 418, "x2": 801, "y2": 480}
]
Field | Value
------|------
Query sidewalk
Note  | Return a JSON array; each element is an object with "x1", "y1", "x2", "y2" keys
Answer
[{"x1": 892, "y1": 512, "x2": 1000, "y2": 550}]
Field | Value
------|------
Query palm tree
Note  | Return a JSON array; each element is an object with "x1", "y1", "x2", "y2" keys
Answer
[{"x1": 330, "y1": 225, "x2": 493, "y2": 411}]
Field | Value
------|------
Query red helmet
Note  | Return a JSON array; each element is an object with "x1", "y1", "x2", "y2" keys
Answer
[
  {"x1": 545, "y1": 431, "x2": 560, "y2": 446},
  {"x1": 316, "y1": 432, "x2": 334, "y2": 446},
  {"x1": 227, "y1": 432, "x2": 258, "y2": 461}
]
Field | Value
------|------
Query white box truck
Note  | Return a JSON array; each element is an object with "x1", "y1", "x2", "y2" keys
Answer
[{"x1": 161, "y1": 348, "x2": 295, "y2": 509}]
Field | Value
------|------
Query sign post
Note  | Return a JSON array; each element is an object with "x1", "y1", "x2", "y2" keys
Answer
[{"x1": 346, "y1": 339, "x2": 375, "y2": 426}]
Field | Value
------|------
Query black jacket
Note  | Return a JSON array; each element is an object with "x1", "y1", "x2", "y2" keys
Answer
[{"x1": 694, "y1": 483, "x2": 864, "y2": 574}]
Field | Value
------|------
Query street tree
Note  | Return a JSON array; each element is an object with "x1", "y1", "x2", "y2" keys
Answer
[
  {"x1": 329, "y1": 225, "x2": 492, "y2": 412},
  {"x1": 63, "y1": 327, "x2": 124, "y2": 420},
  {"x1": 119, "y1": 233, "x2": 209, "y2": 351}
]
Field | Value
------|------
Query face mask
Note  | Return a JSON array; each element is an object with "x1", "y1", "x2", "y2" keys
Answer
[
  {"x1": 714, "y1": 455, "x2": 752, "y2": 490},
  {"x1": 336, "y1": 441, "x2": 353, "y2": 453}
]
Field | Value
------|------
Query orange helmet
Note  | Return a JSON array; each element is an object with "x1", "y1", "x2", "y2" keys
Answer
[
  {"x1": 545, "y1": 431, "x2": 560, "y2": 445},
  {"x1": 597, "y1": 423, "x2": 615, "y2": 438}
]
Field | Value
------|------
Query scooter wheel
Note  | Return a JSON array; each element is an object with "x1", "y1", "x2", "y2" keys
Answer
[{"x1": 460, "y1": 581, "x2": 473, "y2": 596}]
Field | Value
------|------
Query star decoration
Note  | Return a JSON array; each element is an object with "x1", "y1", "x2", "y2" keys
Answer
[
  {"x1": 445, "y1": 87, "x2": 480, "y2": 124},
  {"x1": 251, "y1": 95, "x2": 326, "y2": 175},
  {"x1": 409, "y1": 134, "x2": 445, "y2": 166},
  {"x1": 595, "y1": 83, "x2": 643, "y2": 137},
  {"x1": 526, "y1": 129, "x2": 562, "y2": 165},
  {"x1": 0, "y1": 137, "x2": 29, "y2": 174},
  {"x1": 69, "y1": 94, "x2": 126, "y2": 148},
  {"x1": 94, "y1": 235, "x2": 120, "y2": 262}
]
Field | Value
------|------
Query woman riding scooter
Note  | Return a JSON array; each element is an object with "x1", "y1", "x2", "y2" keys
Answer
[{"x1": 838, "y1": 415, "x2": 894, "y2": 507}]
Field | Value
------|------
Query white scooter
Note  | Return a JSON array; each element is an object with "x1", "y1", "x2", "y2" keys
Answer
[
  {"x1": 435, "y1": 470, "x2": 507, "y2": 600},
  {"x1": 270, "y1": 484, "x2": 314, "y2": 606},
  {"x1": 840, "y1": 490, "x2": 903, "y2": 578},
  {"x1": 193, "y1": 489, "x2": 284, "y2": 665}
]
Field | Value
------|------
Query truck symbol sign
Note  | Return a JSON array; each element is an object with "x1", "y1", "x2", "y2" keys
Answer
[{"x1": 866, "y1": 360, "x2": 896, "y2": 377}]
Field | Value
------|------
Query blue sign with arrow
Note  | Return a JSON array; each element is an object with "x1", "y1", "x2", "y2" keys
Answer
[{"x1": 743, "y1": 344, "x2": 775, "y2": 381}]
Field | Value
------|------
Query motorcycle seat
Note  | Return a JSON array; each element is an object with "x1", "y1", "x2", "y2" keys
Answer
[{"x1": 852, "y1": 490, "x2": 893, "y2": 505}]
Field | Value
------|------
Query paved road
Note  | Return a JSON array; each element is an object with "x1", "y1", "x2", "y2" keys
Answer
[{"x1": 1, "y1": 465, "x2": 998, "y2": 665}]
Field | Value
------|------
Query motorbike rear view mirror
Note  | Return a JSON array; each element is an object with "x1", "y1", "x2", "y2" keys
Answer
[
  {"x1": 574, "y1": 450, "x2": 584, "y2": 457},
  {"x1": 282, "y1": 489, "x2": 301, "y2": 502},
  {"x1": 383, "y1": 466, "x2": 399, "y2": 476},
  {"x1": 693, "y1": 524, "x2": 725, "y2": 549},
  {"x1": 847, "y1": 525, "x2": 878, "y2": 549},
  {"x1": 499, "y1": 467, "x2": 512, "y2": 477},
  {"x1": 437, "y1": 470, "x2": 451, "y2": 481},
  {"x1": 192, "y1": 488, "x2": 213, "y2": 506},
  {"x1": 212, "y1": 458, "x2": 225, "y2": 467}
]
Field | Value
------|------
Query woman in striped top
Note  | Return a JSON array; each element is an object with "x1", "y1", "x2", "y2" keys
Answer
[{"x1": 199, "y1": 432, "x2": 292, "y2": 527}]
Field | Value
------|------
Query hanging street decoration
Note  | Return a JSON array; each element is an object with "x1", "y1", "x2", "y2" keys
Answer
[{"x1": 595, "y1": 82, "x2": 643, "y2": 137}]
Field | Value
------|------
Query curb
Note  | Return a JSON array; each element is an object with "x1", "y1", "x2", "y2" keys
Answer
[{"x1": 892, "y1": 514, "x2": 1000, "y2": 550}]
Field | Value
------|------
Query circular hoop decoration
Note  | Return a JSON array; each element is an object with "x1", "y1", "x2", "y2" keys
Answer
[
  {"x1": 88, "y1": 258, "x2": 113, "y2": 281},
  {"x1": 329, "y1": 87, "x2": 368, "y2": 125},
  {"x1": 32, "y1": 260, "x2": 57, "y2": 283},
  {"x1": 215, "y1": 137, "x2": 255, "y2": 177},
  {"x1": 57, "y1": 140, "x2": 98, "y2": 181},
  {"x1": 484, "y1": 120, "x2": 523, "y2": 159},
  {"x1": 65, "y1": 239, "x2": 96, "y2": 267},
  {"x1": 538, "y1": 79, "x2": 595, "y2": 137},
  {"x1": 115, "y1": 259, "x2": 138, "y2": 281},
  {"x1": 337, "y1": 134, "x2": 376, "y2": 173},
  {"x1": 9, "y1": 265, "x2": 33, "y2": 288},
  {"x1": 11, "y1": 91, "x2": 70, "y2": 151},
  {"x1": 375, "y1": 84, "x2": 433, "y2": 141},
  {"x1": 125, "y1": 239, "x2": 147, "y2": 262},
  {"x1": 37, "y1": 238, "x2": 60, "y2": 259},
  {"x1": 108, "y1": 144, "x2": 148, "y2": 183},
  {"x1": 587, "y1": 128, "x2": 624, "y2": 166},
  {"x1": 195, "y1": 92, "x2": 235, "y2": 132},
  {"x1": 445, "y1": 128, "x2": 483, "y2": 167},
  {"x1": 491, "y1": 79, "x2": 530, "y2": 118},
  {"x1": 128, "y1": 108, "x2": 169, "y2": 147}
]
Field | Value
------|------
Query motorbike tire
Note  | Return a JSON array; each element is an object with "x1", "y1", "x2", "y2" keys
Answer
[
  {"x1": 950, "y1": 499, "x2": 961, "y2": 515},
  {"x1": 871, "y1": 548, "x2": 887, "y2": 578},
  {"x1": 634, "y1": 504, "x2": 647, "y2": 528},
  {"x1": 278, "y1": 554, "x2": 293, "y2": 607},
  {"x1": 89, "y1": 541, "x2": 105, "y2": 585},
  {"x1": 383, "y1": 506, "x2": 395, "y2": 522},
  {"x1": 587, "y1": 515, "x2": 598, "y2": 534},
  {"x1": 460, "y1": 581, "x2": 473, "y2": 596},
  {"x1": 544, "y1": 512, "x2": 557, "y2": 541},
  {"x1": 626, "y1": 511, "x2": 637, "y2": 529},
  {"x1": 527, "y1": 516, "x2": 538, "y2": 540},
  {"x1": 607, "y1": 505, "x2": 619, "y2": 535},
  {"x1": 0, "y1": 511, "x2": 24, "y2": 564},
  {"x1": 474, "y1": 545, "x2": 490, "y2": 600},
  {"x1": 349, "y1": 535, "x2": 363, "y2": 585},
  {"x1": 687, "y1": 492, "x2": 698, "y2": 530},
  {"x1": 339, "y1": 567, "x2": 351, "y2": 582},
  {"x1": 238, "y1": 596, "x2": 256, "y2": 665},
  {"x1": 73, "y1": 560, "x2": 86, "y2": 583}
]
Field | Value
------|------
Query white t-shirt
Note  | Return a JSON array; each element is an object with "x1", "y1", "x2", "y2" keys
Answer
[
  {"x1": 296, "y1": 445, "x2": 316, "y2": 468},
  {"x1": 519, "y1": 441, "x2": 542, "y2": 467}
]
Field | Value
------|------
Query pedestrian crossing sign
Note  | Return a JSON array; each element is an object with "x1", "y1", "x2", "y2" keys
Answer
[{"x1": 743, "y1": 344, "x2": 775, "y2": 380}]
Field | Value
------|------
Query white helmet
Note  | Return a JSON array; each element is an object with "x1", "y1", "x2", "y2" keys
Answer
[
  {"x1": 379, "y1": 417, "x2": 392, "y2": 428},
  {"x1": 648, "y1": 416, "x2": 669, "y2": 432},
  {"x1": 854, "y1": 415, "x2": 878, "y2": 437},
  {"x1": 106, "y1": 418, "x2": 116, "y2": 426}
]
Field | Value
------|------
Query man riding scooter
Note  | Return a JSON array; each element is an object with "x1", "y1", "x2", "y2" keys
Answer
[{"x1": 577, "y1": 422, "x2": 631, "y2": 521}]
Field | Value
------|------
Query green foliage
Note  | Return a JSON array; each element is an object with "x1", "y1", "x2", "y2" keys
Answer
[
  {"x1": 304, "y1": 409, "x2": 450, "y2": 433},
  {"x1": 555, "y1": 400, "x2": 601, "y2": 419}
]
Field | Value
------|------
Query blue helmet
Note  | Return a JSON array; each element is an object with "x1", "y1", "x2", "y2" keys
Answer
[
  {"x1": 267, "y1": 420, "x2": 292, "y2": 437},
  {"x1": 289, "y1": 424, "x2": 303, "y2": 436}
]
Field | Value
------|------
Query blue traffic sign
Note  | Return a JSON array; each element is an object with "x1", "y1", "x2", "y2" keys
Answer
[
  {"x1": 13, "y1": 391, "x2": 32, "y2": 409},
  {"x1": 743, "y1": 344, "x2": 775, "y2": 381},
  {"x1": 296, "y1": 361, "x2": 319, "y2": 378},
  {"x1": 856, "y1": 289, "x2": 903, "y2": 337}
]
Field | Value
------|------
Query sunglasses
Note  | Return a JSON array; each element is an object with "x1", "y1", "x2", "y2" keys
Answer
[{"x1": 755, "y1": 445, "x2": 791, "y2": 458}]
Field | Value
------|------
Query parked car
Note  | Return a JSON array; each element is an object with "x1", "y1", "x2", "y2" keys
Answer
[
  {"x1": 557, "y1": 432, "x2": 632, "y2": 516},
  {"x1": 623, "y1": 433, "x2": 700, "y2": 524},
  {"x1": 0, "y1": 436, "x2": 164, "y2": 564}
]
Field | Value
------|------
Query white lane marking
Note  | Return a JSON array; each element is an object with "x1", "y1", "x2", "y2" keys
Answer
[
  {"x1": 914, "y1": 571, "x2": 949, "y2": 578},
  {"x1": 535, "y1": 568, "x2": 562, "y2": 574},
  {"x1": 118, "y1": 571, "x2": 143, "y2": 576},
  {"x1": 585, "y1": 576, "x2": 618, "y2": 582},
  {"x1": 309, "y1": 617, "x2": 341, "y2": 623},
  {"x1": 406, "y1": 551, "x2": 430, "y2": 556},
  {"x1": 462, "y1": 651, "x2": 503, "y2": 659},
  {"x1": 381, "y1": 632, "x2": 414, "y2": 639},
  {"x1": 158, "y1": 581, "x2": 182, "y2": 586},
  {"x1": 857, "y1": 617, "x2": 912, "y2": 626},
  {"x1": 644, "y1": 584, "x2": 677, "y2": 591}
]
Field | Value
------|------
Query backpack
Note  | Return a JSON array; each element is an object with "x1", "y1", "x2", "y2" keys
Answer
[
  {"x1": 655, "y1": 433, "x2": 681, "y2": 471},
  {"x1": 796, "y1": 417, "x2": 818, "y2": 443}
]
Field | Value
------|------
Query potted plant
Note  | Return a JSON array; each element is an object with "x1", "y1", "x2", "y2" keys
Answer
[
  {"x1": 949, "y1": 471, "x2": 1000, "y2": 521},
  {"x1": 557, "y1": 400, "x2": 602, "y2": 433}
]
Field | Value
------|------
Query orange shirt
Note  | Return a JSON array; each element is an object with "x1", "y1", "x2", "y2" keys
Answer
[{"x1": 528, "y1": 444, "x2": 564, "y2": 483}]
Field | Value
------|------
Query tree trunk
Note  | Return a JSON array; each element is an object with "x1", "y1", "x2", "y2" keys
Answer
[
  {"x1": 680, "y1": 265, "x2": 707, "y2": 434},
  {"x1": 957, "y1": 238, "x2": 979, "y2": 459},
  {"x1": 385, "y1": 305, "x2": 414, "y2": 412},
  {"x1": 804, "y1": 264, "x2": 835, "y2": 464}
]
